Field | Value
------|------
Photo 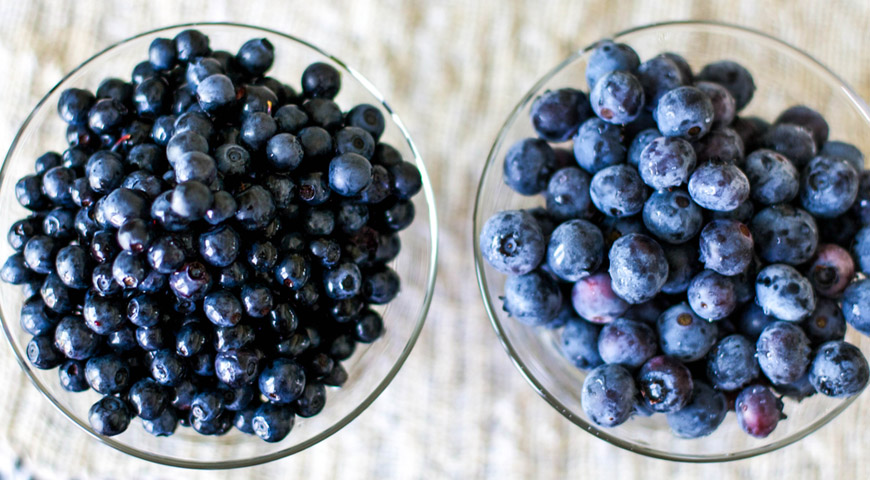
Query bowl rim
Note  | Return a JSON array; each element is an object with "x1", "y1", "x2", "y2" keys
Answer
[
  {"x1": 473, "y1": 19, "x2": 870, "y2": 463},
  {"x1": 0, "y1": 21, "x2": 439, "y2": 469}
]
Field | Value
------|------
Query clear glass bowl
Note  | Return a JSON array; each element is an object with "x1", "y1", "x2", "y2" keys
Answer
[
  {"x1": 0, "y1": 23, "x2": 438, "y2": 468},
  {"x1": 473, "y1": 20, "x2": 870, "y2": 462}
]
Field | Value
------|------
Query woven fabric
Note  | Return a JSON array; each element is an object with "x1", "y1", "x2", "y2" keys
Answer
[{"x1": 1, "y1": 1, "x2": 869, "y2": 478}]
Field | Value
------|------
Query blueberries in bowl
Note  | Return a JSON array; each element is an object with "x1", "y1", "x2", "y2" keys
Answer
[{"x1": 5, "y1": 29, "x2": 422, "y2": 441}]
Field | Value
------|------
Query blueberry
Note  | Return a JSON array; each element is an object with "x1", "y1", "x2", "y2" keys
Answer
[
  {"x1": 735, "y1": 385, "x2": 783, "y2": 438},
  {"x1": 585, "y1": 40, "x2": 640, "y2": 90},
  {"x1": 203, "y1": 290, "x2": 243, "y2": 327},
  {"x1": 41, "y1": 166, "x2": 76, "y2": 207},
  {"x1": 654, "y1": 86, "x2": 714, "y2": 140},
  {"x1": 87, "y1": 98, "x2": 128, "y2": 133},
  {"x1": 191, "y1": 390, "x2": 225, "y2": 422},
  {"x1": 571, "y1": 272, "x2": 629, "y2": 324},
  {"x1": 580, "y1": 363, "x2": 636, "y2": 427},
  {"x1": 84, "y1": 354, "x2": 131, "y2": 394},
  {"x1": 842, "y1": 279, "x2": 870, "y2": 335},
  {"x1": 298, "y1": 126, "x2": 334, "y2": 158},
  {"x1": 7, "y1": 218, "x2": 38, "y2": 252},
  {"x1": 479, "y1": 210, "x2": 545, "y2": 276},
  {"x1": 802, "y1": 298, "x2": 846, "y2": 345},
  {"x1": 638, "y1": 136, "x2": 696, "y2": 189},
  {"x1": 258, "y1": 357, "x2": 306, "y2": 404},
  {"x1": 543, "y1": 167, "x2": 591, "y2": 220},
  {"x1": 590, "y1": 164, "x2": 648, "y2": 218},
  {"x1": 111, "y1": 250, "x2": 146, "y2": 289},
  {"x1": 58, "y1": 359, "x2": 89, "y2": 392},
  {"x1": 502, "y1": 270, "x2": 562, "y2": 326},
  {"x1": 58, "y1": 88, "x2": 96, "y2": 125},
  {"x1": 637, "y1": 55, "x2": 686, "y2": 110},
  {"x1": 698, "y1": 219, "x2": 753, "y2": 276},
  {"x1": 345, "y1": 103, "x2": 385, "y2": 141},
  {"x1": 573, "y1": 117, "x2": 625, "y2": 174},
  {"x1": 0, "y1": 253, "x2": 33, "y2": 285},
  {"x1": 88, "y1": 396, "x2": 131, "y2": 436},
  {"x1": 382, "y1": 200, "x2": 415, "y2": 231},
  {"x1": 693, "y1": 127, "x2": 744, "y2": 164},
  {"x1": 173, "y1": 29, "x2": 210, "y2": 62},
  {"x1": 697, "y1": 61, "x2": 755, "y2": 110},
  {"x1": 657, "y1": 302, "x2": 718, "y2": 362},
  {"x1": 26, "y1": 334, "x2": 63, "y2": 369},
  {"x1": 687, "y1": 161, "x2": 750, "y2": 211},
  {"x1": 608, "y1": 233, "x2": 667, "y2": 304},
  {"x1": 100, "y1": 188, "x2": 148, "y2": 228},
  {"x1": 166, "y1": 130, "x2": 208, "y2": 168},
  {"x1": 169, "y1": 261, "x2": 212, "y2": 301},
  {"x1": 128, "y1": 378, "x2": 169, "y2": 420},
  {"x1": 240, "y1": 112, "x2": 278, "y2": 151},
  {"x1": 236, "y1": 38, "x2": 274, "y2": 75},
  {"x1": 546, "y1": 219, "x2": 603, "y2": 282},
  {"x1": 597, "y1": 318, "x2": 656, "y2": 368},
  {"x1": 750, "y1": 205, "x2": 818, "y2": 265},
  {"x1": 808, "y1": 340, "x2": 869, "y2": 398},
  {"x1": 761, "y1": 123, "x2": 817, "y2": 168},
  {"x1": 687, "y1": 269, "x2": 736, "y2": 321},
  {"x1": 776, "y1": 105, "x2": 829, "y2": 148},
  {"x1": 149, "y1": 349, "x2": 187, "y2": 386},
  {"x1": 20, "y1": 296, "x2": 56, "y2": 337},
  {"x1": 800, "y1": 155, "x2": 859, "y2": 218},
  {"x1": 143, "y1": 408, "x2": 178, "y2": 437},
  {"x1": 706, "y1": 334, "x2": 759, "y2": 391},
  {"x1": 590, "y1": 71, "x2": 644, "y2": 124},
  {"x1": 530, "y1": 88, "x2": 591, "y2": 141},
  {"x1": 755, "y1": 321, "x2": 811, "y2": 385},
  {"x1": 147, "y1": 235, "x2": 187, "y2": 273},
  {"x1": 737, "y1": 303, "x2": 776, "y2": 341},
  {"x1": 501, "y1": 137, "x2": 555, "y2": 195},
  {"x1": 666, "y1": 382, "x2": 727, "y2": 438},
  {"x1": 173, "y1": 152, "x2": 217, "y2": 185},
  {"x1": 303, "y1": 98, "x2": 342, "y2": 129},
  {"x1": 821, "y1": 140, "x2": 864, "y2": 171},
  {"x1": 808, "y1": 244, "x2": 854, "y2": 298},
  {"x1": 661, "y1": 243, "x2": 702, "y2": 295},
  {"x1": 274, "y1": 104, "x2": 309, "y2": 134},
  {"x1": 265, "y1": 133, "x2": 304, "y2": 171},
  {"x1": 695, "y1": 81, "x2": 736, "y2": 128},
  {"x1": 250, "y1": 403, "x2": 295, "y2": 443},
  {"x1": 743, "y1": 149, "x2": 800, "y2": 205},
  {"x1": 169, "y1": 181, "x2": 213, "y2": 221},
  {"x1": 55, "y1": 245, "x2": 91, "y2": 289},
  {"x1": 637, "y1": 355, "x2": 693, "y2": 413},
  {"x1": 627, "y1": 128, "x2": 662, "y2": 168},
  {"x1": 755, "y1": 264, "x2": 816, "y2": 322},
  {"x1": 560, "y1": 316, "x2": 603, "y2": 369},
  {"x1": 23, "y1": 235, "x2": 56, "y2": 274},
  {"x1": 234, "y1": 185, "x2": 276, "y2": 230},
  {"x1": 301, "y1": 62, "x2": 341, "y2": 99},
  {"x1": 641, "y1": 189, "x2": 703, "y2": 244}
]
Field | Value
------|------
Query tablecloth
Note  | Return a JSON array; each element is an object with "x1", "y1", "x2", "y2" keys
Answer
[{"x1": 1, "y1": 1, "x2": 869, "y2": 478}]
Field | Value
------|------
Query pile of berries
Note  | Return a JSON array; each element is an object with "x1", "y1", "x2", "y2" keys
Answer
[
  {"x1": 1, "y1": 29, "x2": 421, "y2": 442},
  {"x1": 479, "y1": 39, "x2": 870, "y2": 439}
]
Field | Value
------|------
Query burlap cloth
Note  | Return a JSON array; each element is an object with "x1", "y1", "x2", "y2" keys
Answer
[{"x1": 1, "y1": 1, "x2": 869, "y2": 478}]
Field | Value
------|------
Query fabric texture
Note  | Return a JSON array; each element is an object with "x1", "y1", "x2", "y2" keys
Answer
[{"x1": 1, "y1": 1, "x2": 869, "y2": 478}]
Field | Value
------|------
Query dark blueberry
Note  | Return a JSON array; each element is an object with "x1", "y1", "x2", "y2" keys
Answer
[
  {"x1": 174, "y1": 111, "x2": 214, "y2": 141},
  {"x1": 55, "y1": 245, "x2": 90, "y2": 289},
  {"x1": 237, "y1": 283, "x2": 271, "y2": 318},
  {"x1": 274, "y1": 104, "x2": 309, "y2": 134},
  {"x1": 822, "y1": 140, "x2": 864, "y2": 171},
  {"x1": 309, "y1": 237, "x2": 341, "y2": 268},
  {"x1": 40, "y1": 272, "x2": 74, "y2": 313},
  {"x1": 302, "y1": 208, "x2": 334, "y2": 236},
  {"x1": 698, "y1": 219, "x2": 753, "y2": 276},
  {"x1": 202, "y1": 191, "x2": 236, "y2": 226},
  {"x1": 169, "y1": 261, "x2": 211, "y2": 301},
  {"x1": 637, "y1": 356, "x2": 693, "y2": 413},
  {"x1": 58, "y1": 359, "x2": 89, "y2": 392},
  {"x1": 580, "y1": 363, "x2": 636, "y2": 427},
  {"x1": 302, "y1": 98, "x2": 342, "y2": 129},
  {"x1": 693, "y1": 127, "x2": 744, "y2": 165},
  {"x1": 122, "y1": 170, "x2": 163, "y2": 199},
  {"x1": 91, "y1": 263, "x2": 120, "y2": 295},
  {"x1": 637, "y1": 55, "x2": 686, "y2": 110},
  {"x1": 750, "y1": 205, "x2": 818, "y2": 265},
  {"x1": 662, "y1": 243, "x2": 702, "y2": 295},
  {"x1": 560, "y1": 314, "x2": 603, "y2": 369},
  {"x1": 707, "y1": 334, "x2": 759, "y2": 391},
  {"x1": 608, "y1": 233, "x2": 667, "y2": 304},
  {"x1": 267, "y1": 303, "x2": 298, "y2": 338},
  {"x1": 85, "y1": 354, "x2": 130, "y2": 394},
  {"x1": 301, "y1": 62, "x2": 341, "y2": 99},
  {"x1": 136, "y1": 325, "x2": 169, "y2": 351},
  {"x1": 291, "y1": 383, "x2": 325, "y2": 418},
  {"x1": 597, "y1": 318, "x2": 656, "y2": 368},
  {"x1": 151, "y1": 115, "x2": 176, "y2": 147},
  {"x1": 191, "y1": 389, "x2": 225, "y2": 422},
  {"x1": 638, "y1": 136, "x2": 696, "y2": 189},
  {"x1": 258, "y1": 357, "x2": 306, "y2": 404},
  {"x1": 149, "y1": 349, "x2": 187, "y2": 386},
  {"x1": 354, "y1": 310, "x2": 384, "y2": 343},
  {"x1": 23, "y1": 235, "x2": 56, "y2": 274},
  {"x1": 203, "y1": 290, "x2": 243, "y2": 327},
  {"x1": 546, "y1": 219, "x2": 603, "y2": 282},
  {"x1": 375, "y1": 231, "x2": 401, "y2": 264},
  {"x1": 585, "y1": 40, "x2": 640, "y2": 90},
  {"x1": 26, "y1": 334, "x2": 63, "y2": 369},
  {"x1": 737, "y1": 303, "x2": 776, "y2": 340},
  {"x1": 169, "y1": 181, "x2": 213, "y2": 221},
  {"x1": 41, "y1": 166, "x2": 76, "y2": 207},
  {"x1": 756, "y1": 321, "x2": 811, "y2": 385},
  {"x1": 842, "y1": 279, "x2": 870, "y2": 336},
  {"x1": 642, "y1": 188, "x2": 703, "y2": 244},
  {"x1": 334, "y1": 126, "x2": 375, "y2": 160},
  {"x1": 150, "y1": 191, "x2": 188, "y2": 231},
  {"x1": 88, "y1": 396, "x2": 131, "y2": 436},
  {"x1": 755, "y1": 264, "x2": 816, "y2": 322},
  {"x1": 571, "y1": 272, "x2": 629, "y2": 324},
  {"x1": 234, "y1": 185, "x2": 276, "y2": 230},
  {"x1": 58, "y1": 88, "x2": 96, "y2": 125},
  {"x1": 363, "y1": 266, "x2": 400, "y2": 304},
  {"x1": 190, "y1": 410, "x2": 233, "y2": 436},
  {"x1": 627, "y1": 128, "x2": 661, "y2": 168},
  {"x1": 802, "y1": 298, "x2": 846, "y2": 345},
  {"x1": 687, "y1": 269, "x2": 736, "y2": 321},
  {"x1": 16, "y1": 174, "x2": 48, "y2": 210},
  {"x1": 695, "y1": 81, "x2": 736, "y2": 127},
  {"x1": 322, "y1": 362, "x2": 348, "y2": 387},
  {"x1": 344, "y1": 105, "x2": 385, "y2": 143},
  {"x1": 132, "y1": 76, "x2": 168, "y2": 118},
  {"x1": 573, "y1": 117, "x2": 625, "y2": 174},
  {"x1": 590, "y1": 70, "x2": 644, "y2": 124},
  {"x1": 653, "y1": 86, "x2": 714, "y2": 140},
  {"x1": 174, "y1": 322, "x2": 207, "y2": 358},
  {"x1": 298, "y1": 126, "x2": 333, "y2": 158},
  {"x1": 99, "y1": 188, "x2": 147, "y2": 229},
  {"x1": 807, "y1": 244, "x2": 853, "y2": 298},
  {"x1": 336, "y1": 202, "x2": 369, "y2": 233},
  {"x1": 143, "y1": 408, "x2": 178, "y2": 437},
  {"x1": 173, "y1": 29, "x2": 210, "y2": 62},
  {"x1": 20, "y1": 296, "x2": 55, "y2": 337},
  {"x1": 74, "y1": 206, "x2": 100, "y2": 239},
  {"x1": 87, "y1": 98, "x2": 127, "y2": 133},
  {"x1": 761, "y1": 123, "x2": 817, "y2": 168},
  {"x1": 776, "y1": 105, "x2": 828, "y2": 147},
  {"x1": 735, "y1": 385, "x2": 783, "y2": 438},
  {"x1": 250, "y1": 403, "x2": 294, "y2": 443},
  {"x1": 657, "y1": 302, "x2": 718, "y2": 362},
  {"x1": 116, "y1": 219, "x2": 152, "y2": 254},
  {"x1": 666, "y1": 382, "x2": 727, "y2": 438},
  {"x1": 166, "y1": 130, "x2": 208, "y2": 167},
  {"x1": 1, "y1": 253, "x2": 34, "y2": 285},
  {"x1": 264, "y1": 134, "x2": 303, "y2": 172},
  {"x1": 590, "y1": 164, "x2": 648, "y2": 218},
  {"x1": 107, "y1": 326, "x2": 137, "y2": 352},
  {"x1": 65, "y1": 124, "x2": 99, "y2": 149},
  {"x1": 529, "y1": 88, "x2": 590, "y2": 141},
  {"x1": 219, "y1": 382, "x2": 255, "y2": 411},
  {"x1": 148, "y1": 37, "x2": 176, "y2": 70},
  {"x1": 742, "y1": 149, "x2": 800, "y2": 205},
  {"x1": 234, "y1": 37, "x2": 274, "y2": 76},
  {"x1": 111, "y1": 250, "x2": 145, "y2": 289},
  {"x1": 502, "y1": 270, "x2": 562, "y2": 326},
  {"x1": 800, "y1": 155, "x2": 859, "y2": 218},
  {"x1": 128, "y1": 378, "x2": 169, "y2": 420},
  {"x1": 213, "y1": 347, "x2": 261, "y2": 388},
  {"x1": 173, "y1": 152, "x2": 217, "y2": 185},
  {"x1": 7, "y1": 218, "x2": 38, "y2": 251},
  {"x1": 545, "y1": 167, "x2": 592, "y2": 220},
  {"x1": 41, "y1": 208, "x2": 75, "y2": 239},
  {"x1": 382, "y1": 200, "x2": 415, "y2": 231},
  {"x1": 147, "y1": 235, "x2": 186, "y2": 274},
  {"x1": 322, "y1": 262, "x2": 362, "y2": 300},
  {"x1": 214, "y1": 323, "x2": 255, "y2": 352},
  {"x1": 274, "y1": 253, "x2": 310, "y2": 291},
  {"x1": 697, "y1": 61, "x2": 755, "y2": 110},
  {"x1": 479, "y1": 210, "x2": 544, "y2": 275},
  {"x1": 687, "y1": 161, "x2": 750, "y2": 211},
  {"x1": 808, "y1": 340, "x2": 869, "y2": 398},
  {"x1": 328, "y1": 153, "x2": 372, "y2": 196}
]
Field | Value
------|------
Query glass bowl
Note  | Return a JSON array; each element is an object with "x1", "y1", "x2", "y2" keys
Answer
[
  {"x1": 0, "y1": 22, "x2": 438, "y2": 468},
  {"x1": 473, "y1": 20, "x2": 870, "y2": 462}
]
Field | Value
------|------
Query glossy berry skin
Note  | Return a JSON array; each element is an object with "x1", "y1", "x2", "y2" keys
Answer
[
  {"x1": 143, "y1": 408, "x2": 178, "y2": 437},
  {"x1": 128, "y1": 378, "x2": 169, "y2": 420},
  {"x1": 776, "y1": 105, "x2": 828, "y2": 147},
  {"x1": 822, "y1": 140, "x2": 864, "y2": 171},
  {"x1": 88, "y1": 396, "x2": 131, "y2": 436},
  {"x1": 54, "y1": 316, "x2": 101, "y2": 360},
  {"x1": 573, "y1": 118, "x2": 625, "y2": 174},
  {"x1": 502, "y1": 270, "x2": 562, "y2": 326},
  {"x1": 695, "y1": 81, "x2": 736, "y2": 127},
  {"x1": 363, "y1": 267, "x2": 400, "y2": 304},
  {"x1": 687, "y1": 269, "x2": 736, "y2": 321},
  {"x1": 657, "y1": 303, "x2": 718, "y2": 362},
  {"x1": 585, "y1": 40, "x2": 640, "y2": 90},
  {"x1": 581, "y1": 364, "x2": 637, "y2": 427},
  {"x1": 321, "y1": 262, "x2": 361, "y2": 300},
  {"x1": 266, "y1": 133, "x2": 304, "y2": 171},
  {"x1": 58, "y1": 88, "x2": 96, "y2": 125},
  {"x1": 698, "y1": 219, "x2": 753, "y2": 276},
  {"x1": 707, "y1": 334, "x2": 759, "y2": 391},
  {"x1": 756, "y1": 321, "x2": 811, "y2": 385},
  {"x1": 802, "y1": 298, "x2": 846, "y2": 345},
  {"x1": 236, "y1": 37, "x2": 274, "y2": 75},
  {"x1": 608, "y1": 233, "x2": 668, "y2": 304},
  {"x1": 251, "y1": 403, "x2": 295, "y2": 443},
  {"x1": 27, "y1": 335, "x2": 63, "y2": 369},
  {"x1": 800, "y1": 156, "x2": 859, "y2": 218},
  {"x1": 735, "y1": 385, "x2": 783, "y2": 438},
  {"x1": 346, "y1": 103, "x2": 385, "y2": 140},
  {"x1": 1, "y1": 253, "x2": 33, "y2": 285},
  {"x1": 654, "y1": 86, "x2": 714, "y2": 141},
  {"x1": 301, "y1": 62, "x2": 341, "y2": 99},
  {"x1": 198, "y1": 225, "x2": 241, "y2": 268},
  {"x1": 743, "y1": 149, "x2": 799, "y2": 205},
  {"x1": 737, "y1": 303, "x2": 776, "y2": 341},
  {"x1": 637, "y1": 356, "x2": 693, "y2": 413},
  {"x1": 627, "y1": 128, "x2": 661, "y2": 168},
  {"x1": 20, "y1": 296, "x2": 55, "y2": 337},
  {"x1": 530, "y1": 88, "x2": 591, "y2": 141},
  {"x1": 479, "y1": 210, "x2": 544, "y2": 276},
  {"x1": 590, "y1": 71, "x2": 644, "y2": 124},
  {"x1": 502, "y1": 138, "x2": 555, "y2": 195},
  {"x1": 82, "y1": 291, "x2": 124, "y2": 334},
  {"x1": 637, "y1": 55, "x2": 686, "y2": 110},
  {"x1": 638, "y1": 136, "x2": 696, "y2": 189},
  {"x1": 642, "y1": 189, "x2": 703, "y2": 244},
  {"x1": 234, "y1": 186, "x2": 276, "y2": 231},
  {"x1": 597, "y1": 318, "x2": 657, "y2": 368},
  {"x1": 687, "y1": 161, "x2": 750, "y2": 211},
  {"x1": 807, "y1": 244, "x2": 854, "y2": 298},
  {"x1": 842, "y1": 279, "x2": 870, "y2": 335},
  {"x1": 755, "y1": 264, "x2": 816, "y2": 322},
  {"x1": 697, "y1": 60, "x2": 756, "y2": 110},
  {"x1": 546, "y1": 219, "x2": 603, "y2": 282},
  {"x1": 258, "y1": 358, "x2": 306, "y2": 404},
  {"x1": 58, "y1": 359, "x2": 89, "y2": 392},
  {"x1": 87, "y1": 98, "x2": 128, "y2": 133},
  {"x1": 560, "y1": 316, "x2": 603, "y2": 369},
  {"x1": 761, "y1": 123, "x2": 817, "y2": 168},
  {"x1": 240, "y1": 284, "x2": 274, "y2": 318},
  {"x1": 328, "y1": 153, "x2": 372, "y2": 196},
  {"x1": 662, "y1": 243, "x2": 702, "y2": 294},
  {"x1": 203, "y1": 290, "x2": 243, "y2": 327},
  {"x1": 808, "y1": 340, "x2": 869, "y2": 398},
  {"x1": 750, "y1": 205, "x2": 818, "y2": 265},
  {"x1": 85, "y1": 354, "x2": 131, "y2": 394},
  {"x1": 590, "y1": 165, "x2": 648, "y2": 218},
  {"x1": 571, "y1": 272, "x2": 629, "y2": 324},
  {"x1": 666, "y1": 382, "x2": 727, "y2": 438}
]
